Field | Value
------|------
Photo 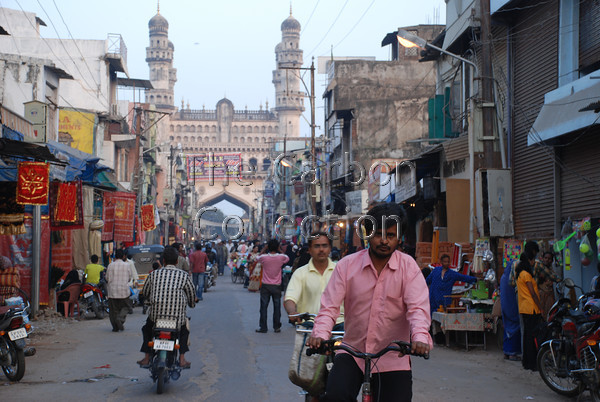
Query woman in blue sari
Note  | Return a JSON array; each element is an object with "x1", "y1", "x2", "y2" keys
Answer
[{"x1": 500, "y1": 261, "x2": 521, "y2": 360}]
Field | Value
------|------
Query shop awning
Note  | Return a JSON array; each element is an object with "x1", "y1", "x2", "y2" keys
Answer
[
  {"x1": 528, "y1": 75, "x2": 600, "y2": 145},
  {"x1": 45, "y1": 140, "x2": 101, "y2": 182},
  {"x1": 0, "y1": 138, "x2": 64, "y2": 164}
]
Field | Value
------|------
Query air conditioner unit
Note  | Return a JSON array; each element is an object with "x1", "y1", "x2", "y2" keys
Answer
[{"x1": 475, "y1": 169, "x2": 514, "y2": 237}]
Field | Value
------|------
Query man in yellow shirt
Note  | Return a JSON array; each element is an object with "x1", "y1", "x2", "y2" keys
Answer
[
  {"x1": 284, "y1": 231, "x2": 344, "y2": 329},
  {"x1": 85, "y1": 254, "x2": 105, "y2": 285}
]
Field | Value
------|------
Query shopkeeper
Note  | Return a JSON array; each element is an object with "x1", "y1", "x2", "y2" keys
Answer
[{"x1": 426, "y1": 254, "x2": 477, "y2": 316}]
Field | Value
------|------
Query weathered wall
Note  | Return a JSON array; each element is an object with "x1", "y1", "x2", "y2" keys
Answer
[{"x1": 330, "y1": 60, "x2": 436, "y2": 167}]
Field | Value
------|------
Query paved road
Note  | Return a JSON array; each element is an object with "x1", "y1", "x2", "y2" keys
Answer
[{"x1": 2, "y1": 270, "x2": 576, "y2": 401}]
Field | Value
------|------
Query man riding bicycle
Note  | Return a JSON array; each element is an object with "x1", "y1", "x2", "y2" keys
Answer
[
  {"x1": 284, "y1": 231, "x2": 344, "y2": 330},
  {"x1": 308, "y1": 203, "x2": 432, "y2": 401}
]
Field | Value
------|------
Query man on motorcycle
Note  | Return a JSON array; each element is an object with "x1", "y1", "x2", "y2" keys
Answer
[
  {"x1": 284, "y1": 231, "x2": 344, "y2": 329},
  {"x1": 84, "y1": 255, "x2": 104, "y2": 285},
  {"x1": 137, "y1": 246, "x2": 196, "y2": 368}
]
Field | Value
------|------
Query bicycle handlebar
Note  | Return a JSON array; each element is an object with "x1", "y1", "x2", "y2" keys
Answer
[{"x1": 306, "y1": 340, "x2": 429, "y2": 360}]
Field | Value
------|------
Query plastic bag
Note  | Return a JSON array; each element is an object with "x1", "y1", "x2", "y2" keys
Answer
[{"x1": 579, "y1": 234, "x2": 593, "y2": 266}]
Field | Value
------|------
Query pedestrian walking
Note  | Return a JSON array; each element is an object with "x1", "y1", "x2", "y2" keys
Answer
[
  {"x1": 255, "y1": 239, "x2": 289, "y2": 333},
  {"x1": 105, "y1": 249, "x2": 134, "y2": 332},
  {"x1": 189, "y1": 242, "x2": 209, "y2": 301}
]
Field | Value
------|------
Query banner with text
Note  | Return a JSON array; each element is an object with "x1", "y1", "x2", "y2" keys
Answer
[{"x1": 186, "y1": 153, "x2": 242, "y2": 180}]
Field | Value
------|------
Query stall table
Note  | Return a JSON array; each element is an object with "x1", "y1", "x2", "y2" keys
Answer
[{"x1": 432, "y1": 310, "x2": 494, "y2": 350}]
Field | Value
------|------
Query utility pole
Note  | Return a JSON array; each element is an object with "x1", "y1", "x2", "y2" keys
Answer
[
  {"x1": 279, "y1": 60, "x2": 318, "y2": 217},
  {"x1": 310, "y1": 59, "x2": 317, "y2": 218},
  {"x1": 134, "y1": 107, "x2": 143, "y2": 244},
  {"x1": 479, "y1": 0, "x2": 498, "y2": 169}
]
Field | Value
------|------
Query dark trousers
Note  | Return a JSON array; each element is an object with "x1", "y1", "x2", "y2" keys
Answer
[
  {"x1": 108, "y1": 298, "x2": 131, "y2": 331},
  {"x1": 140, "y1": 317, "x2": 190, "y2": 354},
  {"x1": 324, "y1": 353, "x2": 412, "y2": 402},
  {"x1": 521, "y1": 313, "x2": 541, "y2": 371},
  {"x1": 259, "y1": 284, "x2": 281, "y2": 331}
]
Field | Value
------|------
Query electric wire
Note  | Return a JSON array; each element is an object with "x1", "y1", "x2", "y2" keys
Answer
[
  {"x1": 13, "y1": 0, "x2": 109, "y2": 110},
  {"x1": 300, "y1": 0, "x2": 320, "y2": 35},
  {"x1": 305, "y1": 0, "x2": 350, "y2": 59},
  {"x1": 51, "y1": 0, "x2": 108, "y2": 103},
  {"x1": 35, "y1": 0, "x2": 111, "y2": 109},
  {"x1": 325, "y1": 0, "x2": 377, "y2": 56}
]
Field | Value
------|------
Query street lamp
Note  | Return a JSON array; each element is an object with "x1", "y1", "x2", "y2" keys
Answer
[
  {"x1": 396, "y1": 29, "x2": 480, "y2": 243},
  {"x1": 396, "y1": 29, "x2": 478, "y2": 75}
]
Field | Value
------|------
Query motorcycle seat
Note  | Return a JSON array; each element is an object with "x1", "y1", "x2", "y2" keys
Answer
[{"x1": 0, "y1": 305, "x2": 14, "y2": 315}]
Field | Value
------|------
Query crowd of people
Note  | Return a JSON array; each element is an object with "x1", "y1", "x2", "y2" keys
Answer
[{"x1": 39, "y1": 200, "x2": 583, "y2": 401}]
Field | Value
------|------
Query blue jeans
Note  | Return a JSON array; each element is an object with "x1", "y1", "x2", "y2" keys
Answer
[{"x1": 193, "y1": 272, "x2": 205, "y2": 299}]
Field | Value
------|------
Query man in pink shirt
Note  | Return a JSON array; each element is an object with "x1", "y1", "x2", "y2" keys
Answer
[
  {"x1": 308, "y1": 203, "x2": 432, "y2": 401},
  {"x1": 256, "y1": 239, "x2": 289, "y2": 333},
  {"x1": 188, "y1": 242, "x2": 209, "y2": 301}
]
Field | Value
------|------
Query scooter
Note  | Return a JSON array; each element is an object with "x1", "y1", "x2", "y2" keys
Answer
[{"x1": 0, "y1": 289, "x2": 35, "y2": 381}]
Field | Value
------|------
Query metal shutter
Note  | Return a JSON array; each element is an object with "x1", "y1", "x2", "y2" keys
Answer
[
  {"x1": 511, "y1": 1, "x2": 559, "y2": 239},
  {"x1": 579, "y1": 0, "x2": 600, "y2": 75},
  {"x1": 560, "y1": 127, "x2": 600, "y2": 220}
]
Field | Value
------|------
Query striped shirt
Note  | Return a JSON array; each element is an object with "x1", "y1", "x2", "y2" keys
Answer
[
  {"x1": 142, "y1": 265, "x2": 196, "y2": 327},
  {"x1": 105, "y1": 259, "x2": 134, "y2": 299}
]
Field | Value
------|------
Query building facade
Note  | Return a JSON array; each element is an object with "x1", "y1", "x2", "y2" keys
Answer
[{"x1": 144, "y1": 10, "x2": 306, "y2": 240}]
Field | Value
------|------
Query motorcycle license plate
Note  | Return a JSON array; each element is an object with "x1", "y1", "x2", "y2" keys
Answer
[
  {"x1": 153, "y1": 339, "x2": 174, "y2": 351},
  {"x1": 8, "y1": 327, "x2": 27, "y2": 341},
  {"x1": 84, "y1": 291, "x2": 93, "y2": 298}
]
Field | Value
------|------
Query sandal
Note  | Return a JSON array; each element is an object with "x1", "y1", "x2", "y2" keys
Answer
[
  {"x1": 137, "y1": 359, "x2": 151, "y2": 368},
  {"x1": 179, "y1": 361, "x2": 191, "y2": 369}
]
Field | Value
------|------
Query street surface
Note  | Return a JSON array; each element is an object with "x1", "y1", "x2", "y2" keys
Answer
[{"x1": 2, "y1": 270, "x2": 577, "y2": 401}]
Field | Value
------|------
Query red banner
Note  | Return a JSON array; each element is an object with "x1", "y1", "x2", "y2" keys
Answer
[
  {"x1": 16, "y1": 162, "x2": 49, "y2": 205},
  {"x1": 50, "y1": 181, "x2": 83, "y2": 230},
  {"x1": 141, "y1": 204, "x2": 155, "y2": 231},
  {"x1": 102, "y1": 192, "x2": 136, "y2": 243}
]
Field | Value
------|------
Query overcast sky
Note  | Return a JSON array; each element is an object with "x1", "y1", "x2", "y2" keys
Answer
[{"x1": 2, "y1": 0, "x2": 446, "y2": 137}]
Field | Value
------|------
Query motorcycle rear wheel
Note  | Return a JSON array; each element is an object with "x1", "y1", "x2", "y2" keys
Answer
[
  {"x1": 1, "y1": 337, "x2": 25, "y2": 381},
  {"x1": 537, "y1": 343, "x2": 581, "y2": 397},
  {"x1": 156, "y1": 366, "x2": 165, "y2": 394}
]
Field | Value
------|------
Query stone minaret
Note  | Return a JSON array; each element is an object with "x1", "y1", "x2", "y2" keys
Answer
[
  {"x1": 145, "y1": 5, "x2": 177, "y2": 111},
  {"x1": 272, "y1": 9, "x2": 305, "y2": 138}
]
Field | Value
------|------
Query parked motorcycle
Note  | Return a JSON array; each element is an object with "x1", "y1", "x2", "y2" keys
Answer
[
  {"x1": 145, "y1": 317, "x2": 187, "y2": 394},
  {"x1": 0, "y1": 289, "x2": 35, "y2": 381},
  {"x1": 537, "y1": 281, "x2": 600, "y2": 400},
  {"x1": 78, "y1": 274, "x2": 107, "y2": 319}
]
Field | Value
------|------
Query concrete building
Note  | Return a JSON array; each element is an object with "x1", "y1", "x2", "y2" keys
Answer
[
  {"x1": 322, "y1": 25, "x2": 444, "y2": 214},
  {"x1": 0, "y1": 6, "x2": 130, "y2": 176}
]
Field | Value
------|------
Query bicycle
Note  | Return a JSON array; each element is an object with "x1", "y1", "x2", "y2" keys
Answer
[
  {"x1": 306, "y1": 339, "x2": 429, "y2": 402},
  {"x1": 288, "y1": 313, "x2": 344, "y2": 401}
]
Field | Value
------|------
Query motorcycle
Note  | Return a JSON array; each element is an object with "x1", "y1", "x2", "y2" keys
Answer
[
  {"x1": 0, "y1": 289, "x2": 35, "y2": 381},
  {"x1": 537, "y1": 281, "x2": 600, "y2": 400},
  {"x1": 204, "y1": 262, "x2": 214, "y2": 292},
  {"x1": 146, "y1": 317, "x2": 187, "y2": 394},
  {"x1": 78, "y1": 274, "x2": 108, "y2": 319}
]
